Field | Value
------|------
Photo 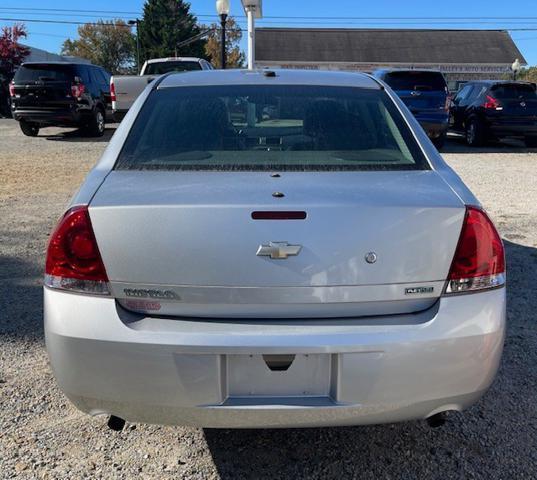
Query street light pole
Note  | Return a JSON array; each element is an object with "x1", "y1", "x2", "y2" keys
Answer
[
  {"x1": 220, "y1": 13, "x2": 228, "y2": 69},
  {"x1": 128, "y1": 19, "x2": 141, "y2": 74},
  {"x1": 216, "y1": 0, "x2": 230, "y2": 69},
  {"x1": 512, "y1": 58, "x2": 521, "y2": 81}
]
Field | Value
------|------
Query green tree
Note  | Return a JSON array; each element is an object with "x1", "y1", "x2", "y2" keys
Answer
[
  {"x1": 138, "y1": 0, "x2": 206, "y2": 62},
  {"x1": 518, "y1": 67, "x2": 537, "y2": 83},
  {"x1": 204, "y1": 17, "x2": 244, "y2": 68},
  {"x1": 62, "y1": 20, "x2": 135, "y2": 74}
]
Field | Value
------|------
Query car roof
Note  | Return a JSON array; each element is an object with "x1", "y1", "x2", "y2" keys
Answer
[
  {"x1": 146, "y1": 57, "x2": 204, "y2": 64},
  {"x1": 375, "y1": 68, "x2": 443, "y2": 74},
  {"x1": 21, "y1": 62, "x2": 93, "y2": 67},
  {"x1": 158, "y1": 69, "x2": 381, "y2": 89}
]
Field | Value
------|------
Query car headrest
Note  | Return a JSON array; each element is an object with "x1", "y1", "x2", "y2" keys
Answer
[
  {"x1": 159, "y1": 97, "x2": 230, "y2": 152},
  {"x1": 303, "y1": 99, "x2": 375, "y2": 150}
]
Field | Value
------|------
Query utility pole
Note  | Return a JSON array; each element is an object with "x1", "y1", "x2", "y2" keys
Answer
[
  {"x1": 246, "y1": 7, "x2": 255, "y2": 69},
  {"x1": 241, "y1": 1, "x2": 262, "y2": 70}
]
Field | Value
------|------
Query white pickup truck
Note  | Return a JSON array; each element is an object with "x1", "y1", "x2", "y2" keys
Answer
[{"x1": 110, "y1": 57, "x2": 213, "y2": 120}]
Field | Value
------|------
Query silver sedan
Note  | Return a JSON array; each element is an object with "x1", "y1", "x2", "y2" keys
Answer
[{"x1": 44, "y1": 69, "x2": 506, "y2": 429}]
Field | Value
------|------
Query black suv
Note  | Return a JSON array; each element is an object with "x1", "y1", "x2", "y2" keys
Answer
[
  {"x1": 10, "y1": 62, "x2": 112, "y2": 137},
  {"x1": 450, "y1": 80, "x2": 537, "y2": 147}
]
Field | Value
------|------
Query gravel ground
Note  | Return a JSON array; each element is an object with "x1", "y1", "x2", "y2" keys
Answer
[{"x1": 0, "y1": 118, "x2": 536, "y2": 479}]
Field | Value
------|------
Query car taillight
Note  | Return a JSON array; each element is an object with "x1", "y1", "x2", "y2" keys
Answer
[
  {"x1": 45, "y1": 206, "x2": 110, "y2": 295},
  {"x1": 444, "y1": 206, "x2": 505, "y2": 294},
  {"x1": 444, "y1": 95, "x2": 451, "y2": 111},
  {"x1": 110, "y1": 80, "x2": 116, "y2": 102},
  {"x1": 71, "y1": 83, "x2": 86, "y2": 99},
  {"x1": 9, "y1": 83, "x2": 15, "y2": 97},
  {"x1": 483, "y1": 95, "x2": 501, "y2": 110}
]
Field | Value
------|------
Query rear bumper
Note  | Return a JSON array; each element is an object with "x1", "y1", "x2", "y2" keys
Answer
[
  {"x1": 417, "y1": 119, "x2": 449, "y2": 138},
  {"x1": 44, "y1": 287, "x2": 506, "y2": 428},
  {"x1": 487, "y1": 122, "x2": 537, "y2": 137},
  {"x1": 12, "y1": 108, "x2": 85, "y2": 126}
]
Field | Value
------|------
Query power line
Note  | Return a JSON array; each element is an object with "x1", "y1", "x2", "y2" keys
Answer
[
  {"x1": 27, "y1": 31, "x2": 71, "y2": 38},
  {"x1": 513, "y1": 36, "x2": 537, "y2": 41},
  {"x1": 0, "y1": 7, "x2": 141, "y2": 15},
  {"x1": 0, "y1": 11, "x2": 136, "y2": 20},
  {"x1": 0, "y1": 17, "x2": 133, "y2": 27},
  {"x1": 4, "y1": 7, "x2": 537, "y2": 21},
  {"x1": 5, "y1": 16, "x2": 537, "y2": 29}
]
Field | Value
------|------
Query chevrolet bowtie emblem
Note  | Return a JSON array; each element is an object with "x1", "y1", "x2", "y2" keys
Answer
[{"x1": 256, "y1": 242, "x2": 302, "y2": 260}]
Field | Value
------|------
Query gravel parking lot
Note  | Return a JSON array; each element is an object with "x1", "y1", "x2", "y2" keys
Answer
[{"x1": 1, "y1": 118, "x2": 536, "y2": 479}]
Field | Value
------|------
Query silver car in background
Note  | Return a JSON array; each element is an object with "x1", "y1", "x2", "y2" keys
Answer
[{"x1": 44, "y1": 69, "x2": 506, "y2": 429}]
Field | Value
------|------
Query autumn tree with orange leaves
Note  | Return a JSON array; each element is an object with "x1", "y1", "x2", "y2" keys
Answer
[{"x1": 204, "y1": 17, "x2": 244, "y2": 69}]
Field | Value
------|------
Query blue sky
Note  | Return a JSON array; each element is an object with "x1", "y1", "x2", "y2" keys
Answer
[{"x1": 1, "y1": 0, "x2": 536, "y2": 65}]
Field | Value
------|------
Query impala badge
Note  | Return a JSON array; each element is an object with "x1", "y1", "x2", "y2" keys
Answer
[
  {"x1": 256, "y1": 242, "x2": 302, "y2": 259},
  {"x1": 405, "y1": 286, "x2": 434, "y2": 295}
]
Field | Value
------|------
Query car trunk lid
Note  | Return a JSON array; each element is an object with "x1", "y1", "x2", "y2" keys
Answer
[
  {"x1": 397, "y1": 90, "x2": 447, "y2": 115},
  {"x1": 491, "y1": 83, "x2": 537, "y2": 121},
  {"x1": 88, "y1": 170, "x2": 465, "y2": 318},
  {"x1": 384, "y1": 71, "x2": 448, "y2": 115}
]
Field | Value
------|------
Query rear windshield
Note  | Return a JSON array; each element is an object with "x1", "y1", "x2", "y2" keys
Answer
[
  {"x1": 115, "y1": 85, "x2": 429, "y2": 172},
  {"x1": 14, "y1": 64, "x2": 74, "y2": 83},
  {"x1": 384, "y1": 71, "x2": 447, "y2": 92},
  {"x1": 491, "y1": 83, "x2": 537, "y2": 100},
  {"x1": 144, "y1": 61, "x2": 202, "y2": 75}
]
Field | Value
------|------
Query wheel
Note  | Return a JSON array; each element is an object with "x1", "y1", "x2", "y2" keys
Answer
[
  {"x1": 84, "y1": 107, "x2": 105, "y2": 137},
  {"x1": 465, "y1": 117, "x2": 486, "y2": 147},
  {"x1": 432, "y1": 132, "x2": 447, "y2": 150},
  {"x1": 524, "y1": 136, "x2": 537, "y2": 148},
  {"x1": 19, "y1": 120, "x2": 39, "y2": 137}
]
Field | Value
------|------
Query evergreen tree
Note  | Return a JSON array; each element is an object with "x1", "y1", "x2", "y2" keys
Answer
[{"x1": 138, "y1": 0, "x2": 206, "y2": 62}]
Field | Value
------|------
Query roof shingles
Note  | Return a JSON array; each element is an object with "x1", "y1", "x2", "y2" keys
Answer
[{"x1": 255, "y1": 29, "x2": 526, "y2": 65}]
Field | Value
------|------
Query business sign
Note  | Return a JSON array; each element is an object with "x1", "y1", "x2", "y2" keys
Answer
[{"x1": 257, "y1": 62, "x2": 513, "y2": 74}]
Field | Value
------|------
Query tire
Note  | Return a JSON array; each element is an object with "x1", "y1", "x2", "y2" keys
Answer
[
  {"x1": 84, "y1": 107, "x2": 105, "y2": 137},
  {"x1": 524, "y1": 136, "x2": 537, "y2": 148},
  {"x1": 19, "y1": 120, "x2": 39, "y2": 137},
  {"x1": 432, "y1": 132, "x2": 447, "y2": 150},
  {"x1": 465, "y1": 117, "x2": 487, "y2": 147}
]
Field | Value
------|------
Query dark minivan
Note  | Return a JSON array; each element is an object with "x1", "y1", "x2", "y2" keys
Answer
[
  {"x1": 374, "y1": 69, "x2": 450, "y2": 148},
  {"x1": 450, "y1": 81, "x2": 537, "y2": 147},
  {"x1": 10, "y1": 62, "x2": 112, "y2": 137}
]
